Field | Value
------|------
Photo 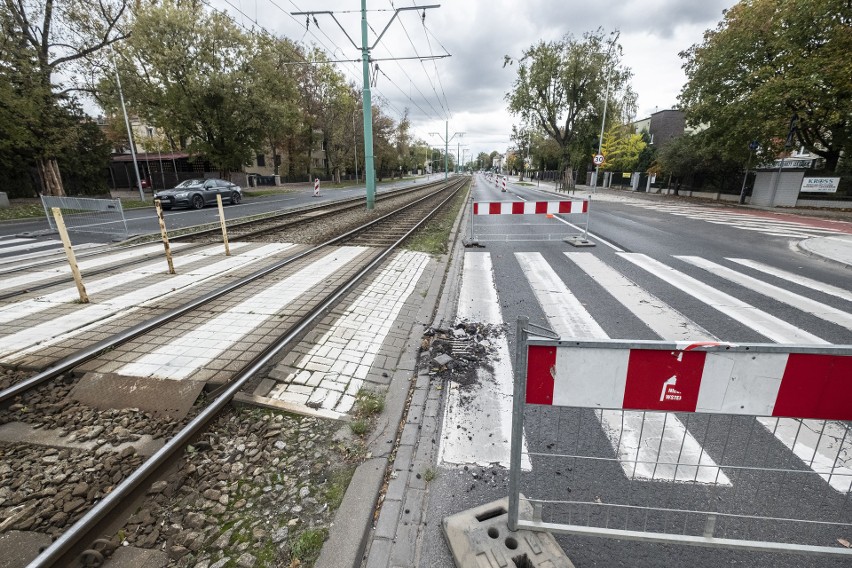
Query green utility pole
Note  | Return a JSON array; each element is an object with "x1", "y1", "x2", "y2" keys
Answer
[
  {"x1": 293, "y1": 4, "x2": 444, "y2": 211},
  {"x1": 360, "y1": 0, "x2": 375, "y2": 209}
]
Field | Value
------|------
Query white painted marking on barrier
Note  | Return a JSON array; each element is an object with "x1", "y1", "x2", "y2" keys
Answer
[
  {"x1": 518, "y1": 252, "x2": 730, "y2": 484},
  {"x1": 0, "y1": 243, "x2": 189, "y2": 292},
  {"x1": 439, "y1": 252, "x2": 531, "y2": 470},
  {"x1": 619, "y1": 254, "x2": 827, "y2": 344},
  {"x1": 117, "y1": 246, "x2": 365, "y2": 380},
  {"x1": 729, "y1": 258, "x2": 852, "y2": 302},
  {"x1": 0, "y1": 244, "x2": 294, "y2": 361},
  {"x1": 267, "y1": 250, "x2": 430, "y2": 414},
  {"x1": 0, "y1": 243, "x2": 250, "y2": 325},
  {"x1": 677, "y1": 256, "x2": 852, "y2": 330}
]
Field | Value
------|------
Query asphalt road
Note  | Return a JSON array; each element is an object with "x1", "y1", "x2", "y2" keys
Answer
[{"x1": 420, "y1": 174, "x2": 852, "y2": 568}]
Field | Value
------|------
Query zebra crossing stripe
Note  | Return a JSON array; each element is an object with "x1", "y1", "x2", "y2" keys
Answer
[
  {"x1": 0, "y1": 244, "x2": 295, "y2": 361},
  {"x1": 727, "y1": 258, "x2": 852, "y2": 302},
  {"x1": 676, "y1": 256, "x2": 852, "y2": 330},
  {"x1": 439, "y1": 252, "x2": 531, "y2": 470},
  {"x1": 516, "y1": 252, "x2": 729, "y2": 484},
  {"x1": 619, "y1": 253, "x2": 826, "y2": 344}
]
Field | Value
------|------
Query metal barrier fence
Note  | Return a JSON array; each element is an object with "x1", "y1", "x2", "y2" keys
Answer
[
  {"x1": 467, "y1": 197, "x2": 591, "y2": 243},
  {"x1": 41, "y1": 195, "x2": 129, "y2": 239},
  {"x1": 509, "y1": 318, "x2": 852, "y2": 557}
]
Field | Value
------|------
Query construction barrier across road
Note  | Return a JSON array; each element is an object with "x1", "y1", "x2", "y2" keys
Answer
[
  {"x1": 468, "y1": 198, "x2": 591, "y2": 244},
  {"x1": 508, "y1": 318, "x2": 852, "y2": 557}
]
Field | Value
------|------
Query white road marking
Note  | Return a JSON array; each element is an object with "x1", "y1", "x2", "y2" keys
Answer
[
  {"x1": 517, "y1": 252, "x2": 729, "y2": 484},
  {"x1": 0, "y1": 243, "x2": 249, "y2": 325},
  {"x1": 439, "y1": 252, "x2": 531, "y2": 470},
  {"x1": 677, "y1": 256, "x2": 852, "y2": 330},
  {"x1": 117, "y1": 246, "x2": 366, "y2": 380},
  {"x1": 0, "y1": 244, "x2": 294, "y2": 361},
  {"x1": 0, "y1": 243, "x2": 191, "y2": 292},
  {"x1": 727, "y1": 258, "x2": 852, "y2": 303},
  {"x1": 267, "y1": 250, "x2": 430, "y2": 415},
  {"x1": 0, "y1": 240, "x2": 64, "y2": 254},
  {"x1": 619, "y1": 253, "x2": 827, "y2": 344}
]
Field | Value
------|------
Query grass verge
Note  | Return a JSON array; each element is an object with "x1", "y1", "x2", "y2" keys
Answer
[{"x1": 403, "y1": 183, "x2": 468, "y2": 255}]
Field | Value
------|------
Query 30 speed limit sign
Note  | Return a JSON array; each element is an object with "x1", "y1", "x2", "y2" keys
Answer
[{"x1": 593, "y1": 154, "x2": 605, "y2": 166}]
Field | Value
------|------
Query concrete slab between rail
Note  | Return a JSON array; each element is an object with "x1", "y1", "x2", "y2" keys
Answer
[
  {"x1": 0, "y1": 422, "x2": 163, "y2": 457},
  {"x1": 0, "y1": 530, "x2": 51, "y2": 568},
  {"x1": 232, "y1": 392, "x2": 346, "y2": 421},
  {"x1": 443, "y1": 496, "x2": 574, "y2": 568},
  {"x1": 71, "y1": 372, "x2": 205, "y2": 419}
]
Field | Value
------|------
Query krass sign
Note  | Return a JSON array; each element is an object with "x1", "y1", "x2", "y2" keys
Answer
[{"x1": 800, "y1": 177, "x2": 840, "y2": 193}]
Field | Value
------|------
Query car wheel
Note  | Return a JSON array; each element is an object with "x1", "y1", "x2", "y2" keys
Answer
[
  {"x1": 231, "y1": 192, "x2": 241, "y2": 205},
  {"x1": 191, "y1": 194, "x2": 205, "y2": 210}
]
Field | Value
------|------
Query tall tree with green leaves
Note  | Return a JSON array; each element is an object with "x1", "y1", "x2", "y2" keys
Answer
[
  {"x1": 679, "y1": 0, "x2": 852, "y2": 171},
  {"x1": 107, "y1": 0, "x2": 267, "y2": 178},
  {"x1": 505, "y1": 29, "x2": 636, "y2": 185},
  {"x1": 600, "y1": 125, "x2": 646, "y2": 172},
  {"x1": 2, "y1": 0, "x2": 130, "y2": 195}
]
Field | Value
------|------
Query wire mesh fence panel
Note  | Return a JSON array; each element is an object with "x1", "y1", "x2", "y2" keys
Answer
[
  {"x1": 509, "y1": 328, "x2": 852, "y2": 557},
  {"x1": 41, "y1": 196, "x2": 129, "y2": 239},
  {"x1": 469, "y1": 199, "x2": 590, "y2": 243}
]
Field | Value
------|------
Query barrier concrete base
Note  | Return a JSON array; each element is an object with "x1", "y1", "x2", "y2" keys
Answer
[
  {"x1": 443, "y1": 496, "x2": 574, "y2": 568},
  {"x1": 564, "y1": 236, "x2": 595, "y2": 247}
]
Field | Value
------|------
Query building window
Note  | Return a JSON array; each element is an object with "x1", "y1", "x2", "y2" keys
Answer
[{"x1": 256, "y1": 154, "x2": 266, "y2": 167}]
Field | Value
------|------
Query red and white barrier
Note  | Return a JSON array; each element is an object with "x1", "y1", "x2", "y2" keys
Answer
[
  {"x1": 313, "y1": 178, "x2": 320, "y2": 197},
  {"x1": 502, "y1": 176, "x2": 507, "y2": 192},
  {"x1": 473, "y1": 200, "x2": 588, "y2": 215},
  {"x1": 495, "y1": 176, "x2": 499, "y2": 189},
  {"x1": 525, "y1": 341, "x2": 852, "y2": 420}
]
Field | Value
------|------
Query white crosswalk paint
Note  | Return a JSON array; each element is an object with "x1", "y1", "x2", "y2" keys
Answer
[
  {"x1": 0, "y1": 243, "x2": 190, "y2": 292},
  {"x1": 619, "y1": 253, "x2": 827, "y2": 344},
  {"x1": 439, "y1": 252, "x2": 531, "y2": 470},
  {"x1": 0, "y1": 243, "x2": 253, "y2": 325},
  {"x1": 117, "y1": 246, "x2": 366, "y2": 380},
  {"x1": 0, "y1": 243, "x2": 294, "y2": 362},
  {"x1": 727, "y1": 258, "x2": 852, "y2": 303},
  {"x1": 267, "y1": 250, "x2": 430, "y2": 415},
  {"x1": 517, "y1": 252, "x2": 729, "y2": 484},
  {"x1": 0, "y1": 240, "x2": 65, "y2": 254},
  {"x1": 677, "y1": 256, "x2": 852, "y2": 330}
]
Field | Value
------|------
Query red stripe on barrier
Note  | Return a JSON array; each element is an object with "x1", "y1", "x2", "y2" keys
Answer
[
  {"x1": 557, "y1": 201, "x2": 572, "y2": 214},
  {"x1": 473, "y1": 202, "x2": 479, "y2": 215},
  {"x1": 526, "y1": 346, "x2": 556, "y2": 405},
  {"x1": 535, "y1": 202, "x2": 548, "y2": 214},
  {"x1": 489, "y1": 202, "x2": 501, "y2": 215},
  {"x1": 772, "y1": 354, "x2": 852, "y2": 420},
  {"x1": 512, "y1": 202, "x2": 525, "y2": 214},
  {"x1": 581, "y1": 200, "x2": 588, "y2": 213},
  {"x1": 622, "y1": 350, "x2": 706, "y2": 412}
]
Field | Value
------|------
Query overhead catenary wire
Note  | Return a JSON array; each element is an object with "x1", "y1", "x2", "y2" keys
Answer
[{"x1": 410, "y1": 0, "x2": 452, "y2": 120}]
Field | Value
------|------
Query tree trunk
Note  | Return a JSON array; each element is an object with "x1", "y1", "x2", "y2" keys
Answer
[{"x1": 38, "y1": 157, "x2": 65, "y2": 196}]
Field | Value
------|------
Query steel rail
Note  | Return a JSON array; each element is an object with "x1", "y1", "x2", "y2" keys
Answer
[{"x1": 27, "y1": 176, "x2": 467, "y2": 567}]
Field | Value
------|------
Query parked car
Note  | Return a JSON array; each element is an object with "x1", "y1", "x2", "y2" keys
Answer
[{"x1": 153, "y1": 179, "x2": 242, "y2": 210}]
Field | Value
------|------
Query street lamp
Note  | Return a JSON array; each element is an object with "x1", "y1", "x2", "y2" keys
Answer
[{"x1": 593, "y1": 32, "x2": 619, "y2": 192}]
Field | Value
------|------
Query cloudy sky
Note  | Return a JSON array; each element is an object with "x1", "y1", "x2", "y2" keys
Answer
[{"x1": 211, "y1": 0, "x2": 738, "y2": 161}]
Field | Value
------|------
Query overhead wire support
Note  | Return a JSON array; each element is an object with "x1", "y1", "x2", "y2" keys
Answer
[{"x1": 292, "y1": 3, "x2": 442, "y2": 211}]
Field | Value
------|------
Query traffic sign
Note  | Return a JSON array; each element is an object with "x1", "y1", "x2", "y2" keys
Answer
[{"x1": 593, "y1": 154, "x2": 604, "y2": 166}]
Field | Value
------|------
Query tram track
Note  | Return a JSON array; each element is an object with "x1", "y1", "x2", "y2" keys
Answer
[
  {"x1": 0, "y1": 176, "x2": 467, "y2": 567},
  {"x1": 0, "y1": 180, "x2": 445, "y2": 302}
]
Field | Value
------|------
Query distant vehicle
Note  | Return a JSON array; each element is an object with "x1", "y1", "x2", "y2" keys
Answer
[{"x1": 153, "y1": 179, "x2": 242, "y2": 210}]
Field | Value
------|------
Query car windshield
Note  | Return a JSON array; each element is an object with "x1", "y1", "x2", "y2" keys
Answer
[{"x1": 173, "y1": 179, "x2": 205, "y2": 188}]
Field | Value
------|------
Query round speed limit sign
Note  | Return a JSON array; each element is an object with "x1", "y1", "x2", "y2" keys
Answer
[{"x1": 593, "y1": 154, "x2": 605, "y2": 166}]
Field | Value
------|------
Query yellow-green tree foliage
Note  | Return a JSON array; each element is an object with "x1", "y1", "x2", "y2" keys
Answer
[{"x1": 600, "y1": 126, "x2": 646, "y2": 171}]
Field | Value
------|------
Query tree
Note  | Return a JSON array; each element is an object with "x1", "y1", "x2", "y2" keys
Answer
[
  {"x1": 679, "y1": 0, "x2": 852, "y2": 171},
  {"x1": 600, "y1": 125, "x2": 646, "y2": 172},
  {"x1": 2, "y1": 0, "x2": 129, "y2": 195},
  {"x1": 505, "y1": 29, "x2": 636, "y2": 185},
  {"x1": 106, "y1": 0, "x2": 266, "y2": 178}
]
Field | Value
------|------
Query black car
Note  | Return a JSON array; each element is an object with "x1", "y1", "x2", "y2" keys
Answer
[{"x1": 154, "y1": 179, "x2": 242, "y2": 210}]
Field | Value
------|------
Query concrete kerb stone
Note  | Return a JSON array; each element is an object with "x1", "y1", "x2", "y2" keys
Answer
[{"x1": 316, "y1": 182, "x2": 472, "y2": 568}]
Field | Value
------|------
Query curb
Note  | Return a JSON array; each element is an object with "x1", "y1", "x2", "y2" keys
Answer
[
  {"x1": 796, "y1": 237, "x2": 852, "y2": 270},
  {"x1": 316, "y1": 183, "x2": 471, "y2": 568}
]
